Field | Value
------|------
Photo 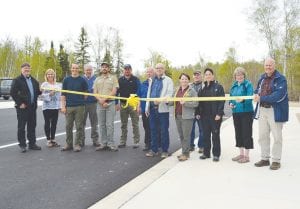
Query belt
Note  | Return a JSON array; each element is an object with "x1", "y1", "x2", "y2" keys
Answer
[{"x1": 260, "y1": 103, "x2": 271, "y2": 108}]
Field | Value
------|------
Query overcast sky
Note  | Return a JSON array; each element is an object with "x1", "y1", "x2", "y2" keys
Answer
[{"x1": 1, "y1": 0, "x2": 268, "y2": 72}]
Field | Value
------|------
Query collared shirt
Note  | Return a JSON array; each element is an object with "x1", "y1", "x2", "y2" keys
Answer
[
  {"x1": 140, "y1": 78, "x2": 150, "y2": 113},
  {"x1": 25, "y1": 76, "x2": 34, "y2": 104},
  {"x1": 260, "y1": 73, "x2": 275, "y2": 106},
  {"x1": 93, "y1": 74, "x2": 119, "y2": 96},
  {"x1": 260, "y1": 74, "x2": 275, "y2": 97},
  {"x1": 83, "y1": 75, "x2": 97, "y2": 103},
  {"x1": 175, "y1": 86, "x2": 189, "y2": 115},
  {"x1": 190, "y1": 81, "x2": 202, "y2": 93},
  {"x1": 150, "y1": 76, "x2": 163, "y2": 107}
]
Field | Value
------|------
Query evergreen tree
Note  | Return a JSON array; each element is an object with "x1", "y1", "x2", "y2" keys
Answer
[
  {"x1": 44, "y1": 41, "x2": 63, "y2": 81},
  {"x1": 57, "y1": 44, "x2": 70, "y2": 79},
  {"x1": 74, "y1": 27, "x2": 91, "y2": 71},
  {"x1": 44, "y1": 41, "x2": 56, "y2": 70},
  {"x1": 102, "y1": 49, "x2": 113, "y2": 69}
]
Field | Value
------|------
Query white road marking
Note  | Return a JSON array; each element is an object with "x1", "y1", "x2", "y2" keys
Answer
[
  {"x1": 0, "y1": 101, "x2": 43, "y2": 109},
  {"x1": 0, "y1": 120, "x2": 121, "y2": 150}
]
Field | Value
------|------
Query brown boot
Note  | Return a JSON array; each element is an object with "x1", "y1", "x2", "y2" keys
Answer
[
  {"x1": 61, "y1": 144, "x2": 73, "y2": 151},
  {"x1": 73, "y1": 145, "x2": 81, "y2": 152},
  {"x1": 178, "y1": 155, "x2": 189, "y2": 162},
  {"x1": 254, "y1": 160, "x2": 270, "y2": 167},
  {"x1": 270, "y1": 162, "x2": 281, "y2": 170}
]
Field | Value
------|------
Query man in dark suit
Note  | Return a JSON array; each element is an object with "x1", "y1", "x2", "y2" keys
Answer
[{"x1": 10, "y1": 62, "x2": 42, "y2": 153}]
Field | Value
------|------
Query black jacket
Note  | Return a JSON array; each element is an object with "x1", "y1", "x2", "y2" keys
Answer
[
  {"x1": 117, "y1": 75, "x2": 141, "y2": 104},
  {"x1": 195, "y1": 80, "x2": 225, "y2": 117},
  {"x1": 10, "y1": 74, "x2": 41, "y2": 108}
]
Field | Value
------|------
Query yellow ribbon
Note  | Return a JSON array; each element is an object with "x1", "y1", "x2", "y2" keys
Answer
[
  {"x1": 42, "y1": 87, "x2": 254, "y2": 109},
  {"x1": 121, "y1": 94, "x2": 140, "y2": 110}
]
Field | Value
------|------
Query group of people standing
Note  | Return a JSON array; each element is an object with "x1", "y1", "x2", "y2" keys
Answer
[
  {"x1": 10, "y1": 57, "x2": 288, "y2": 170},
  {"x1": 229, "y1": 57, "x2": 289, "y2": 170}
]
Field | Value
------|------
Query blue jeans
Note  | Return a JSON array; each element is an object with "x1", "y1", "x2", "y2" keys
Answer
[
  {"x1": 149, "y1": 107, "x2": 169, "y2": 153},
  {"x1": 190, "y1": 118, "x2": 204, "y2": 148}
]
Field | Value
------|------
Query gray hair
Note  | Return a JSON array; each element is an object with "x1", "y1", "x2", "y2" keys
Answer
[
  {"x1": 233, "y1": 67, "x2": 246, "y2": 77},
  {"x1": 84, "y1": 64, "x2": 93, "y2": 70},
  {"x1": 264, "y1": 57, "x2": 276, "y2": 66}
]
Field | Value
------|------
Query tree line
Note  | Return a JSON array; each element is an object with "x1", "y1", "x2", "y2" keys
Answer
[
  {"x1": 0, "y1": 26, "x2": 124, "y2": 81},
  {"x1": 0, "y1": 0, "x2": 299, "y2": 100}
]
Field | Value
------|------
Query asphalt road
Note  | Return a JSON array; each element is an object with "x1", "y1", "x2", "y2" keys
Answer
[{"x1": 0, "y1": 102, "x2": 231, "y2": 209}]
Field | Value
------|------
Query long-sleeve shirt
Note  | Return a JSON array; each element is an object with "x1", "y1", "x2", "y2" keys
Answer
[
  {"x1": 83, "y1": 75, "x2": 97, "y2": 104},
  {"x1": 41, "y1": 82, "x2": 61, "y2": 110}
]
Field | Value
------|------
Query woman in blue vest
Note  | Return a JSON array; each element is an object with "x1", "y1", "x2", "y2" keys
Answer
[{"x1": 229, "y1": 67, "x2": 254, "y2": 163}]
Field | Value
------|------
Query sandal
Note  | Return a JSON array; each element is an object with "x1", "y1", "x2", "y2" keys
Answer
[
  {"x1": 50, "y1": 140, "x2": 60, "y2": 147},
  {"x1": 47, "y1": 141, "x2": 54, "y2": 148}
]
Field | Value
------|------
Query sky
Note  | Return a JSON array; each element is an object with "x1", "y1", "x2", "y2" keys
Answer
[{"x1": 1, "y1": 0, "x2": 268, "y2": 73}]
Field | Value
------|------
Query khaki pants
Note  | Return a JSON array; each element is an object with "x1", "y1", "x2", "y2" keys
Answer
[
  {"x1": 258, "y1": 107, "x2": 284, "y2": 163},
  {"x1": 120, "y1": 106, "x2": 140, "y2": 145},
  {"x1": 65, "y1": 105, "x2": 85, "y2": 146},
  {"x1": 98, "y1": 103, "x2": 115, "y2": 146}
]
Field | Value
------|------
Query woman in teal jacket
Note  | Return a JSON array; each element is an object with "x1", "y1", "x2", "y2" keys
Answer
[{"x1": 229, "y1": 67, "x2": 254, "y2": 163}]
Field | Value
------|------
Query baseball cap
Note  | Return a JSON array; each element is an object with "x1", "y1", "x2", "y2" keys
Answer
[
  {"x1": 123, "y1": 64, "x2": 132, "y2": 69},
  {"x1": 193, "y1": 70, "x2": 201, "y2": 75},
  {"x1": 100, "y1": 62, "x2": 110, "y2": 67}
]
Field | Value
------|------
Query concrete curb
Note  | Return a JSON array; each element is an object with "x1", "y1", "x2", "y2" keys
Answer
[{"x1": 88, "y1": 118, "x2": 233, "y2": 209}]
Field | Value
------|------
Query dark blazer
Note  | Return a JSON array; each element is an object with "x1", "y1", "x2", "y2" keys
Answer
[{"x1": 10, "y1": 74, "x2": 41, "y2": 108}]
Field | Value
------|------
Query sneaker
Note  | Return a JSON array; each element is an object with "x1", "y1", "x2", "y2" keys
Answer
[
  {"x1": 95, "y1": 144, "x2": 107, "y2": 151},
  {"x1": 61, "y1": 144, "x2": 73, "y2": 151},
  {"x1": 73, "y1": 145, "x2": 81, "y2": 152},
  {"x1": 232, "y1": 155, "x2": 243, "y2": 161},
  {"x1": 238, "y1": 156, "x2": 250, "y2": 163},
  {"x1": 270, "y1": 162, "x2": 281, "y2": 170},
  {"x1": 213, "y1": 156, "x2": 219, "y2": 162},
  {"x1": 20, "y1": 146, "x2": 26, "y2": 153},
  {"x1": 132, "y1": 143, "x2": 139, "y2": 149},
  {"x1": 189, "y1": 147, "x2": 195, "y2": 152},
  {"x1": 118, "y1": 143, "x2": 126, "y2": 148},
  {"x1": 145, "y1": 150, "x2": 158, "y2": 157},
  {"x1": 177, "y1": 154, "x2": 183, "y2": 159},
  {"x1": 93, "y1": 141, "x2": 100, "y2": 147},
  {"x1": 254, "y1": 160, "x2": 270, "y2": 167},
  {"x1": 29, "y1": 144, "x2": 42, "y2": 150},
  {"x1": 199, "y1": 155, "x2": 210, "y2": 160},
  {"x1": 198, "y1": 147, "x2": 204, "y2": 154},
  {"x1": 161, "y1": 152, "x2": 169, "y2": 158},
  {"x1": 108, "y1": 146, "x2": 118, "y2": 152},
  {"x1": 178, "y1": 155, "x2": 189, "y2": 161}
]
